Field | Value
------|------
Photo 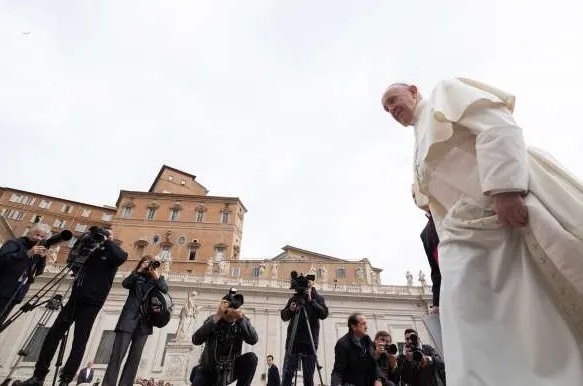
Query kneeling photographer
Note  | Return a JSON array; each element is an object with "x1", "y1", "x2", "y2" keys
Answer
[
  {"x1": 373, "y1": 331, "x2": 400, "y2": 386},
  {"x1": 192, "y1": 288, "x2": 258, "y2": 386},
  {"x1": 280, "y1": 272, "x2": 328, "y2": 386},
  {"x1": 400, "y1": 329, "x2": 445, "y2": 386},
  {"x1": 102, "y1": 255, "x2": 169, "y2": 386},
  {"x1": 16, "y1": 226, "x2": 128, "y2": 386}
]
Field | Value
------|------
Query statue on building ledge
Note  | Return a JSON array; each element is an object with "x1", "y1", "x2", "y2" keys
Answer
[
  {"x1": 206, "y1": 257, "x2": 214, "y2": 275},
  {"x1": 419, "y1": 270, "x2": 427, "y2": 287},
  {"x1": 175, "y1": 291, "x2": 200, "y2": 342},
  {"x1": 271, "y1": 261, "x2": 278, "y2": 279},
  {"x1": 406, "y1": 271, "x2": 414, "y2": 286}
]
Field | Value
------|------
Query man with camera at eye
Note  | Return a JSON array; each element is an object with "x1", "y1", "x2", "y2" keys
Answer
[
  {"x1": 16, "y1": 226, "x2": 128, "y2": 386},
  {"x1": 280, "y1": 271, "x2": 328, "y2": 386},
  {"x1": 0, "y1": 223, "x2": 51, "y2": 326},
  {"x1": 373, "y1": 331, "x2": 400, "y2": 386},
  {"x1": 191, "y1": 288, "x2": 258, "y2": 386},
  {"x1": 400, "y1": 329, "x2": 445, "y2": 386}
]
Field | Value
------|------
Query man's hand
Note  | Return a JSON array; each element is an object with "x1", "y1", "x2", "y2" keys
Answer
[
  {"x1": 229, "y1": 308, "x2": 244, "y2": 321},
  {"x1": 214, "y1": 300, "x2": 229, "y2": 322},
  {"x1": 149, "y1": 267, "x2": 161, "y2": 280},
  {"x1": 375, "y1": 344, "x2": 385, "y2": 357},
  {"x1": 373, "y1": 380, "x2": 382, "y2": 386},
  {"x1": 27, "y1": 245, "x2": 47, "y2": 257},
  {"x1": 289, "y1": 302, "x2": 298, "y2": 312},
  {"x1": 492, "y1": 192, "x2": 528, "y2": 227},
  {"x1": 420, "y1": 355, "x2": 433, "y2": 368},
  {"x1": 429, "y1": 306, "x2": 439, "y2": 315},
  {"x1": 388, "y1": 354, "x2": 398, "y2": 369}
]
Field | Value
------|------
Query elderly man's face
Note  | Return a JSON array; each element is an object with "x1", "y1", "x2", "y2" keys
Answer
[{"x1": 382, "y1": 84, "x2": 419, "y2": 126}]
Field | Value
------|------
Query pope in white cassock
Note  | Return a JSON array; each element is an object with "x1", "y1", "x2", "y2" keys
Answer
[{"x1": 381, "y1": 78, "x2": 583, "y2": 385}]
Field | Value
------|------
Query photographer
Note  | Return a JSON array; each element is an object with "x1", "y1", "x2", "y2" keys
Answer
[
  {"x1": 16, "y1": 227, "x2": 128, "y2": 386},
  {"x1": 0, "y1": 223, "x2": 50, "y2": 325},
  {"x1": 280, "y1": 272, "x2": 328, "y2": 386},
  {"x1": 102, "y1": 255, "x2": 168, "y2": 386},
  {"x1": 330, "y1": 313, "x2": 383, "y2": 386},
  {"x1": 191, "y1": 289, "x2": 258, "y2": 386},
  {"x1": 400, "y1": 329, "x2": 445, "y2": 386},
  {"x1": 373, "y1": 331, "x2": 400, "y2": 386}
]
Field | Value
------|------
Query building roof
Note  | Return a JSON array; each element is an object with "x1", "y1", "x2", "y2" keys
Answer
[
  {"x1": 115, "y1": 190, "x2": 248, "y2": 212},
  {"x1": 0, "y1": 187, "x2": 116, "y2": 212},
  {"x1": 148, "y1": 164, "x2": 204, "y2": 193}
]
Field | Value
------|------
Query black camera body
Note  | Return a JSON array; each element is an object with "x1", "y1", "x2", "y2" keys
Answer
[
  {"x1": 222, "y1": 288, "x2": 244, "y2": 310},
  {"x1": 384, "y1": 343, "x2": 399, "y2": 356},
  {"x1": 147, "y1": 259, "x2": 161, "y2": 270},
  {"x1": 290, "y1": 271, "x2": 315, "y2": 294},
  {"x1": 407, "y1": 333, "x2": 424, "y2": 362}
]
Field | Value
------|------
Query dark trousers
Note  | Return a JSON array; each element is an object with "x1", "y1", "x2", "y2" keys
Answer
[
  {"x1": 192, "y1": 352, "x2": 258, "y2": 386},
  {"x1": 102, "y1": 331, "x2": 149, "y2": 386},
  {"x1": 281, "y1": 353, "x2": 316, "y2": 386},
  {"x1": 0, "y1": 297, "x2": 17, "y2": 326},
  {"x1": 33, "y1": 298, "x2": 101, "y2": 382}
]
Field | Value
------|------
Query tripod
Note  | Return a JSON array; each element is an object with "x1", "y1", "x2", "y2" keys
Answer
[
  {"x1": 0, "y1": 264, "x2": 73, "y2": 335},
  {"x1": 284, "y1": 297, "x2": 325, "y2": 386}
]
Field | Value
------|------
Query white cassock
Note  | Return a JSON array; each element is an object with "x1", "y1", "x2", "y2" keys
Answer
[{"x1": 411, "y1": 78, "x2": 583, "y2": 385}]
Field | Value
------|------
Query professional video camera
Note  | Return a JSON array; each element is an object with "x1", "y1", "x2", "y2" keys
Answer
[
  {"x1": 407, "y1": 333, "x2": 424, "y2": 362},
  {"x1": 66, "y1": 226, "x2": 110, "y2": 271},
  {"x1": 289, "y1": 271, "x2": 315, "y2": 295}
]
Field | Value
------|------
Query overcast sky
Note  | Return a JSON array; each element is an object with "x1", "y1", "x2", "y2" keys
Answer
[{"x1": 1, "y1": 1, "x2": 582, "y2": 285}]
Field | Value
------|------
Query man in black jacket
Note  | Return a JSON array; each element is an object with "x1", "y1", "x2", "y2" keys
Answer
[
  {"x1": 331, "y1": 313, "x2": 383, "y2": 386},
  {"x1": 192, "y1": 289, "x2": 258, "y2": 386},
  {"x1": 0, "y1": 223, "x2": 50, "y2": 325},
  {"x1": 400, "y1": 329, "x2": 445, "y2": 386},
  {"x1": 266, "y1": 355, "x2": 281, "y2": 386},
  {"x1": 16, "y1": 227, "x2": 128, "y2": 386},
  {"x1": 280, "y1": 280, "x2": 328, "y2": 386}
]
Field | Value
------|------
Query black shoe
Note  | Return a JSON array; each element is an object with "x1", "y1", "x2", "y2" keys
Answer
[
  {"x1": 57, "y1": 381, "x2": 69, "y2": 386},
  {"x1": 13, "y1": 376, "x2": 44, "y2": 386}
]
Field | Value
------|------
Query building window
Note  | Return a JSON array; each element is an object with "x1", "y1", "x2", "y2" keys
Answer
[
  {"x1": 252, "y1": 267, "x2": 260, "y2": 277},
  {"x1": 231, "y1": 267, "x2": 241, "y2": 277},
  {"x1": 22, "y1": 196, "x2": 35, "y2": 205},
  {"x1": 161, "y1": 333, "x2": 176, "y2": 365},
  {"x1": 9, "y1": 193, "x2": 22, "y2": 203},
  {"x1": 11, "y1": 211, "x2": 25, "y2": 221},
  {"x1": 169, "y1": 209, "x2": 180, "y2": 221},
  {"x1": 122, "y1": 207, "x2": 132, "y2": 218},
  {"x1": 317, "y1": 268, "x2": 325, "y2": 279},
  {"x1": 188, "y1": 247, "x2": 197, "y2": 261},
  {"x1": 181, "y1": 179, "x2": 186, "y2": 185},
  {"x1": 221, "y1": 212, "x2": 229, "y2": 224},
  {"x1": 31, "y1": 215, "x2": 43, "y2": 224},
  {"x1": 93, "y1": 330, "x2": 116, "y2": 364},
  {"x1": 22, "y1": 326, "x2": 50, "y2": 362},
  {"x1": 61, "y1": 204, "x2": 73, "y2": 214},
  {"x1": 101, "y1": 213, "x2": 113, "y2": 221},
  {"x1": 215, "y1": 247, "x2": 225, "y2": 262},
  {"x1": 146, "y1": 208, "x2": 156, "y2": 220},
  {"x1": 336, "y1": 268, "x2": 346, "y2": 278},
  {"x1": 196, "y1": 210, "x2": 204, "y2": 222},
  {"x1": 153, "y1": 235, "x2": 160, "y2": 244},
  {"x1": 168, "y1": 175, "x2": 173, "y2": 181},
  {"x1": 68, "y1": 237, "x2": 78, "y2": 248},
  {"x1": 39, "y1": 200, "x2": 52, "y2": 209},
  {"x1": 75, "y1": 223, "x2": 87, "y2": 233},
  {"x1": 81, "y1": 209, "x2": 91, "y2": 217},
  {"x1": 2, "y1": 209, "x2": 13, "y2": 218},
  {"x1": 53, "y1": 219, "x2": 66, "y2": 229}
]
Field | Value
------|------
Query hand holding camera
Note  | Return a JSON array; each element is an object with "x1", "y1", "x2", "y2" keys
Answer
[{"x1": 27, "y1": 245, "x2": 47, "y2": 258}]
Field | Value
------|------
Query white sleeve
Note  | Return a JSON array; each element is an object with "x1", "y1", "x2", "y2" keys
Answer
[{"x1": 456, "y1": 104, "x2": 529, "y2": 195}]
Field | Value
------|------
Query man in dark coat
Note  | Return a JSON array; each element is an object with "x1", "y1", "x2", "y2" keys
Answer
[
  {"x1": 280, "y1": 281, "x2": 328, "y2": 386},
  {"x1": 192, "y1": 290, "x2": 258, "y2": 386},
  {"x1": 331, "y1": 313, "x2": 383, "y2": 386},
  {"x1": 16, "y1": 227, "x2": 128, "y2": 386},
  {"x1": 266, "y1": 355, "x2": 281, "y2": 386},
  {"x1": 76, "y1": 362, "x2": 94, "y2": 385},
  {"x1": 0, "y1": 223, "x2": 50, "y2": 325}
]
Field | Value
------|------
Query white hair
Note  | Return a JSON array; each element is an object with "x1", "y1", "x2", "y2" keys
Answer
[{"x1": 31, "y1": 223, "x2": 51, "y2": 235}]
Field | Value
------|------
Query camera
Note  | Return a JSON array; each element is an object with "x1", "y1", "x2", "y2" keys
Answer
[
  {"x1": 222, "y1": 288, "x2": 244, "y2": 310},
  {"x1": 67, "y1": 226, "x2": 110, "y2": 270},
  {"x1": 147, "y1": 259, "x2": 161, "y2": 270},
  {"x1": 290, "y1": 271, "x2": 315, "y2": 294},
  {"x1": 384, "y1": 343, "x2": 399, "y2": 355},
  {"x1": 407, "y1": 333, "x2": 424, "y2": 362}
]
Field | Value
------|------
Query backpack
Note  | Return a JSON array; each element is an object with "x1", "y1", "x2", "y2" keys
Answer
[{"x1": 140, "y1": 286, "x2": 174, "y2": 328}]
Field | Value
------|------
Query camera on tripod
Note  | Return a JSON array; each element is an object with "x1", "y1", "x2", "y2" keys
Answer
[
  {"x1": 407, "y1": 333, "x2": 424, "y2": 362},
  {"x1": 66, "y1": 226, "x2": 110, "y2": 271},
  {"x1": 290, "y1": 271, "x2": 315, "y2": 295}
]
